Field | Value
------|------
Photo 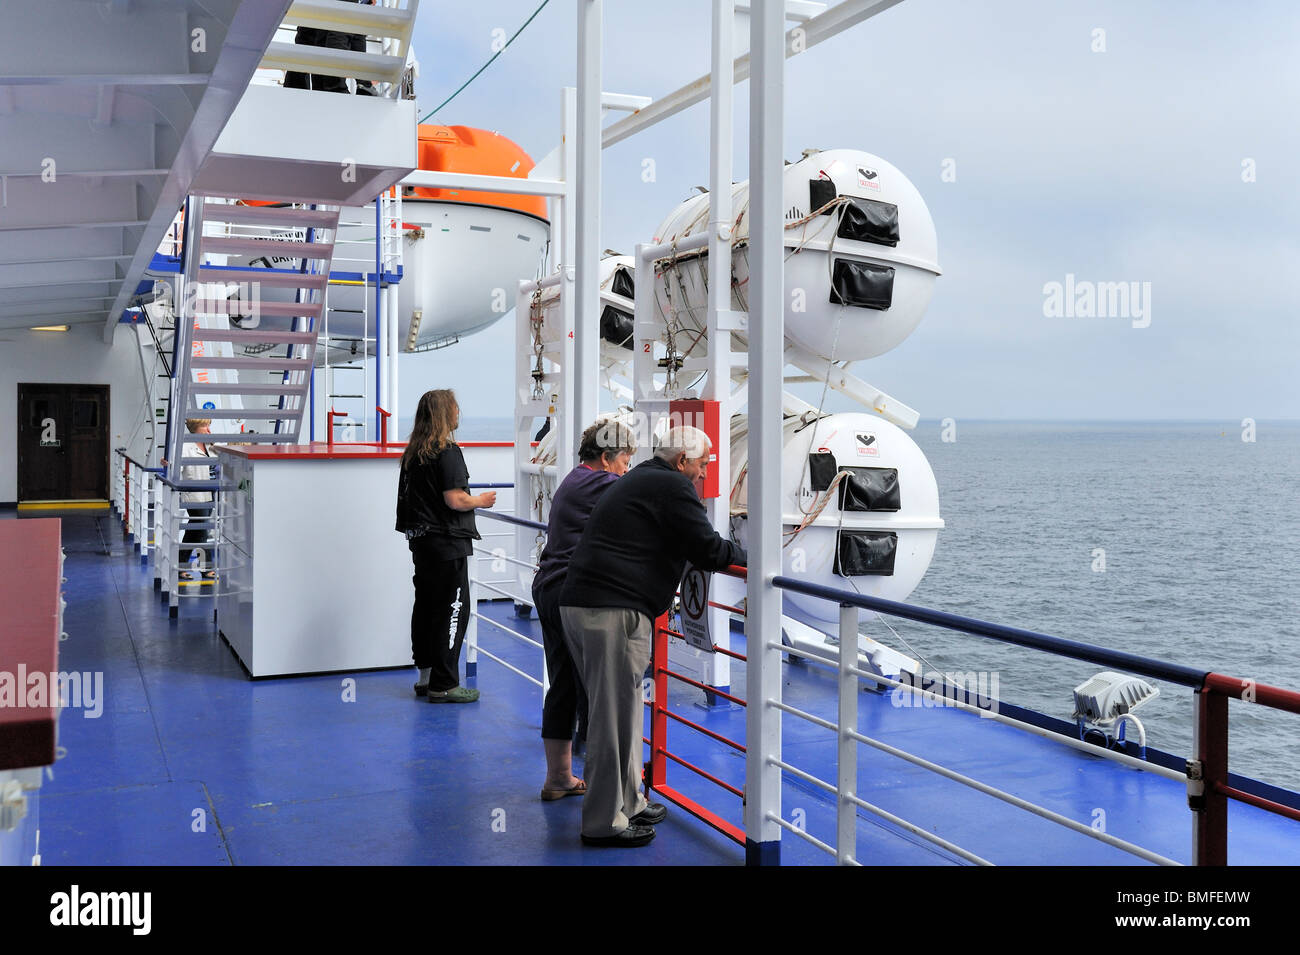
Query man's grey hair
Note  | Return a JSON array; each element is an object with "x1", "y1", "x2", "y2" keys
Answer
[{"x1": 654, "y1": 425, "x2": 711, "y2": 463}]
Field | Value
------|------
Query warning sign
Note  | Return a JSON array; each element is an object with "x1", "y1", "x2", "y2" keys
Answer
[
  {"x1": 854, "y1": 432, "x2": 880, "y2": 457},
  {"x1": 679, "y1": 563, "x2": 713, "y2": 651}
]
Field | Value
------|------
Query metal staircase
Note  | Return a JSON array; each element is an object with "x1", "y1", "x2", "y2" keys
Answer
[{"x1": 165, "y1": 197, "x2": 341, "y2": 483}]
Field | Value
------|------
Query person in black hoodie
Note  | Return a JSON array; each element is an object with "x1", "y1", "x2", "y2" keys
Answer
[
  {"x1": 395, "y1": 389, "x2": 495, "y2": 703},
  {"x1": 559, "y1": 425, "x2": 746, "y2": 847}
]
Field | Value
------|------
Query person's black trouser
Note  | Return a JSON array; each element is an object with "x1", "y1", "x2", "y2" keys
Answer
[
  {"x1": 533, "y1": 577, "x2": 590, "y2": 742},
  {"x1": 410, "y1": 544, "x2": 471, "y2": 692},
  {"x1": 182, "y1": 507, "x2": 211, "y2": 568},
  {"x1": 284, "y1": 26, "x2": 352, "y2": 93}
]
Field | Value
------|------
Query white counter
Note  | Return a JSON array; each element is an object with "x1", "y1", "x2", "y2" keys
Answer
[{"x1": 214, "y1": 441, "x2": 514, "y2": 677}]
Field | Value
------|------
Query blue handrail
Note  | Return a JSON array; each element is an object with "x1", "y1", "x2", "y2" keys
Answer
[
  {"x1": 772, "y1": 574, "x2": 1210, "y2": 689},
  {"x1": 476, "y1": 509, "x2": 546, "y2": 532}
]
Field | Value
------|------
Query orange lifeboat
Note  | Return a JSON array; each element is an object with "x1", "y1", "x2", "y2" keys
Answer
[{"x1": 405, "y1": 124, "x2": 548, "y2": 222}]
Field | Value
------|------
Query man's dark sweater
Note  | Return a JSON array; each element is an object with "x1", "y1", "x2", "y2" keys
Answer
[{"x1": 559, "y1": 456, "x2": 746, "y2": 621}]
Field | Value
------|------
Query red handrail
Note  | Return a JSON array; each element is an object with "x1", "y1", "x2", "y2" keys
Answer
[
  {"x1": 1193, "y1": 671, "x2": 1300, "y2": 864},
  {"x1": 644, "y1": 611, "x2": 747, "y2": 846}
]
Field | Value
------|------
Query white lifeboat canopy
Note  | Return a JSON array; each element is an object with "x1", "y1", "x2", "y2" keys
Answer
[
  {"x1": 730, "y1": 411, "x2": 943, "y2": 628},
  {"x1": 650, "y1": 148, "x2": 941, "y2": 363}
]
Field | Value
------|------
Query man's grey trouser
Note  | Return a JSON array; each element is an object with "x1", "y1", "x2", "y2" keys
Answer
[{"x1": 559, "y1": 605, "x2": 651, "y2": 838}]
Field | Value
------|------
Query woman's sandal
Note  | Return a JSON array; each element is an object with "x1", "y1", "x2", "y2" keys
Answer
[{"x1": 540, "y1": 779, "x2": 587, "y2": 801}]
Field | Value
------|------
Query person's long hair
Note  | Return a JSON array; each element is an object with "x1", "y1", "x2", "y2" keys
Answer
[{"x1": 402, "y1": 389, "x2": 458, "y2": 470}]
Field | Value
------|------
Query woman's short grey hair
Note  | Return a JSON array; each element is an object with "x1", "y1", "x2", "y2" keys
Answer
[
  {"x1": 578, "y1": 418, "x2": 636, "y2": 462},
  {"x1": 654, "y1": 426, "x2": 711, "y2": 463}
]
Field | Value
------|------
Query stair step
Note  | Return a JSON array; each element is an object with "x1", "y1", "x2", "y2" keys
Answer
[
  {"x1": 189, "y1": 408, "x2": 302, "y2": 420},
  {"x1": 201, "y1": 432, "x2": 301, "y2": 444},
  {"x1": 200, "y1": 236, "x2": 334, "y2": 260},
  {"x1": 191, "y1": 383, "x2": 311, "y2": 396},
  {"x1": 192, "y1": 328, "x2": 319, "y2": 346},
  {"x1": 281, "y1": 0, "x2": 415, "y2": 37},
  {"x1": 195, "y1": 301, "x2": 323, "y2": 322},
  {"x1": 205, "y1": 204, "x2": 340, "y2": 230},
  {"x1": 190, "y1": 356, "x2": 312, "y2": 372},
  {"x1": 196, "y1": 266, "x2": 329, "y2": 290},
  {"x1": 260, "y1": 42, "x2": 406, "y2": 85}
]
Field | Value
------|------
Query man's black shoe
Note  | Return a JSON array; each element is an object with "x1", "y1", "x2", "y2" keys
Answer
[
  {"x1": 629, "y1": 802, "x2": 667, "y2": 826},
  {"x1": 580, "y1": 825, "x2": 656, "y2": 848}
]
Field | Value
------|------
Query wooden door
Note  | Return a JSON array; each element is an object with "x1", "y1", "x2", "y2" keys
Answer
[{"x1": 16, "y1": 384, "x2": 110, "y2": 501}]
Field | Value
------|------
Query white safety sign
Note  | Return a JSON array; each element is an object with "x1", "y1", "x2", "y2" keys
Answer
[{"x1": 679, "y1": 563, "x2": 713, "y2": 651}]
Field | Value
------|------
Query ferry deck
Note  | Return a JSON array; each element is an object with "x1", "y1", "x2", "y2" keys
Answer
[{"x1": 14, "y1": 508, "x2": 1299, "y2": 867}]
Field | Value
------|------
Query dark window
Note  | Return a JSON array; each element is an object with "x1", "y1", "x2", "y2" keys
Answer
[
  {"x1": 30, "y1": 399, "x2": 51, "y2": 429},
  {"x1": 73, "y1": 399, "x2": 99, "y2": 429}
]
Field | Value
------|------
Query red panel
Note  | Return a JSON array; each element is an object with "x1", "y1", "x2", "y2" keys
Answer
[
  {"x1": 667, "y1": 399, "x2": 721, "y2": 498},
  {"x1": 0, "y1": 518, "x2": 61, "y2": 770}
]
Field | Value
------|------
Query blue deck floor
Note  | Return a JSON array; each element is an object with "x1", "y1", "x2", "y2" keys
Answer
[{"x1": 22, "y1": 511, "x2": 1300, "y2": 866}]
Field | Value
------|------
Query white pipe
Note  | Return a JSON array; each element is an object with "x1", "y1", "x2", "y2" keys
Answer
[
  {"x1": 399, "y1": 169, "x2": 568, "y2": 197},
  {"x1": 700, "y1": 0, "x2": 738, "y2": 692},
  {"x1": 837, "y1": 602, "x2": 858, "y2": 864},
  {"x1": 602, "y1": 0, "x2": 905, "y2": 149},
  {"x1": 744, "y1": 0, "x2": 786, "y2": 861},
  {"x1": 574, "y1": 0, "x2": 602, "y2": 462}
]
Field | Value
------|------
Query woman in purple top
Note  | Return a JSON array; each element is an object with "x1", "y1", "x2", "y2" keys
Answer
[{"x1": 535, "y1": 418, "x2": 636, "y2": 800}]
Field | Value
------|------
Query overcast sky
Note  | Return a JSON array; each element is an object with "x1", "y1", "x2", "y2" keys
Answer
[{"x1": 397, "y1": 0, "x2": 1299, "y2": 423}]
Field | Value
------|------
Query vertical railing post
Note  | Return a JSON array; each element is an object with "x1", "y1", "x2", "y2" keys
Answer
[
  {"x1": 1191, "y1": 686, "x2": 1229, "y2": 865},
  {"x1": 837, "y1": 603, "x2": 859, "y2": 865},
  {"x1": 647, "y1": 611, "x2": 670, "y2": 792},
  {"x1": 464, "y1": 567, "x2": 479, "y2": 681},
  {"x1": 168, "y1": 486, "x2": 181, "y2": 617},
  {"x1": 123, "y1": 458, "x2": 131, "y2": 538},
  {"x1": 141, "y1": 474, "x2": 152, "y2": 561}
]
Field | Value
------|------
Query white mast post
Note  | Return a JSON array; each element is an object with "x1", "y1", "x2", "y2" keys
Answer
[{"x1": 744, "y1": 0, "x2": 785, "y2": 867}]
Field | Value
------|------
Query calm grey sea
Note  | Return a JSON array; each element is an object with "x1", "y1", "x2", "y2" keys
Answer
[
  {"x1": 903, "y1": 420, "x2": 1300, "y2": 792},
  {"x1": 443, "y1": 416, "x2": 1300, "y2": 791}
]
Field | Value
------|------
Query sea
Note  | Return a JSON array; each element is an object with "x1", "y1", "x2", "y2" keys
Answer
[{"x1": 429, "y1": 416, "x2": 1300, "y2": 791}]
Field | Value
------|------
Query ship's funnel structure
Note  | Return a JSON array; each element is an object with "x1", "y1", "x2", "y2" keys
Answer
[
  {"x1": 649, "y1": 148, "x2": 940, "y2": 364},
  {"x1": 730, "y1": 412, "x2": 943, "y2": 628}
]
